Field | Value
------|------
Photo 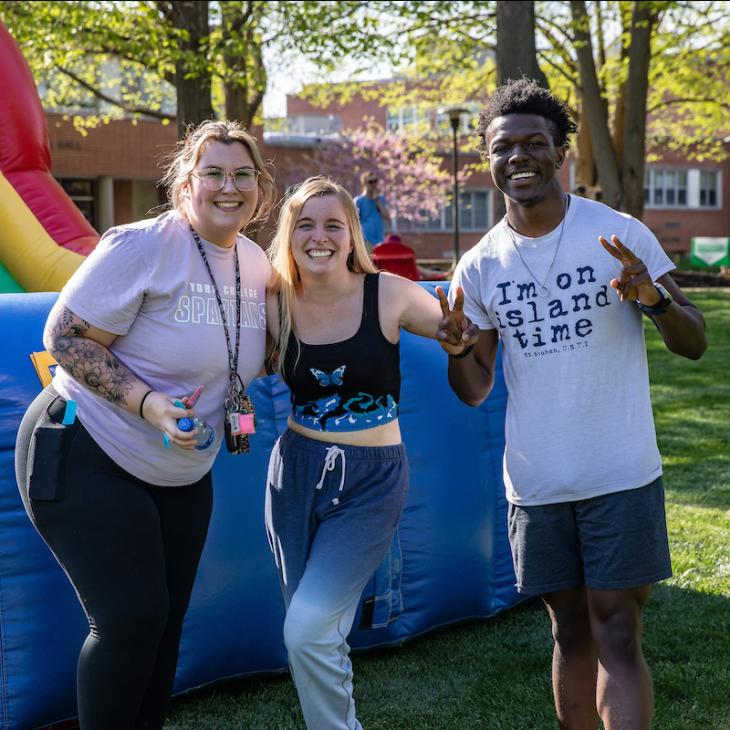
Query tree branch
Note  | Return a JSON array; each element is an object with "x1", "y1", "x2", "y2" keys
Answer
[
  {"x1": 648, "y1": 97, "x2": 730, "y2": 113},
  {"x1": 56, "y1": 65, "x2": 176, "y2": 120},
  {"x1": 537, "y1": 51, "x2": 578, "y2": 87}
]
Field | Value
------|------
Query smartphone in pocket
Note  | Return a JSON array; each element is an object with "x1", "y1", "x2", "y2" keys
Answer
[{"x1": 28, "y1": 424, "x2": 70, "y2": 501}]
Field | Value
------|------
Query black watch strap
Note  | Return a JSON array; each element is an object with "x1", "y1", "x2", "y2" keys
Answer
[{"x1": 636, "y1": 285, "x2": 672, "y2": 316}]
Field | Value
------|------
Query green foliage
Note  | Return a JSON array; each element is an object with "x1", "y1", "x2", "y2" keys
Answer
[
  {"x1": 0, "y1": 1, "x2": 181, "y2": 129},
  {"x1": 1, "y1": 1, "x2": 726, "y2": 165},
  {"x1": 0, "y1": 1, "x2": 394, "y2": 129},
  {"x1": 646, "y1": 3, "x2": 730, "y2": 161},
  {"x1": 165, "y1": 291, "x2": 730, "y2": 729},
  {"x1": 300, "y1": 1, "x2": 730, "y2": 168}
]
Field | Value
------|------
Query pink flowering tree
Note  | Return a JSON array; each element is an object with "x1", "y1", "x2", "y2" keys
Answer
[{"x1": 280, "y1": 123, "x2": 459, "y2": 226}]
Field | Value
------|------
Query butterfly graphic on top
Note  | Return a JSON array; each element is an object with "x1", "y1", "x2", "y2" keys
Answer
[{"x1": 310, "y1": 366, "x2": 346, "y2": 387}]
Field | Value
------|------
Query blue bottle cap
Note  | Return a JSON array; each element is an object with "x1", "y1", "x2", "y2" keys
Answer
[{"x1": 177, "y1": 417, "x2": 194, "y2": 432}]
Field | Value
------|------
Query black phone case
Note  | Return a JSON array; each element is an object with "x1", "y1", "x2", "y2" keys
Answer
[{"x1": 28, "y1": 424, "x2": 70, "y2": 501}]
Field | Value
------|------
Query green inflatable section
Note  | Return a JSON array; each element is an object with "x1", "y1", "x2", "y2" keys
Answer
[{"x1": 0, "y1": 261, "x2": 24, "y2": 292}]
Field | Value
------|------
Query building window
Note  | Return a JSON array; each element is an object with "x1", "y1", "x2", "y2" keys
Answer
[
  {"x1": 386, "y1": 106, "x2": 423, "y2": 131},
  {"x1": 644, "y1": 168, "x2": 687, "y2": 208},
  {"x1": 699, "y1": 170, "x2": 719, "y2": 208},
  {"x1": 396, "y1": 189, "x2": 491, "y2": 232},
  {"x1": 60, "y1": 178, "x2": 96, "y2": 227}
]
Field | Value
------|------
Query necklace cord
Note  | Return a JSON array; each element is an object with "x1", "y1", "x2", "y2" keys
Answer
[
  {"x1": 505, "y1": 195, "x2": 569, "y2": 297},
  {"x1": 190, "y1": 226, "x2": 242, "y2": 391}
]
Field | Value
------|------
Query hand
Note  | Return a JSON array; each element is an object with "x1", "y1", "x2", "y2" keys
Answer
[
  {"x1": 142, "y1": 391, "x2": 199, "y2": 450},
  {"x1": 599, "y1": 235, "x2": 660, "y2": 305},
  {"x1": 435, "y1": 286, "x2": 480, "y2": 355}
]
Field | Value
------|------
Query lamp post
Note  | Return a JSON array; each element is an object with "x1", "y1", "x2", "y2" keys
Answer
[{"x1": 440, "y1": 107, "x2": 468, "y2": 264}]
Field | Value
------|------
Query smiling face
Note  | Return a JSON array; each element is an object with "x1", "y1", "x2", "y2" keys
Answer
[
  {"x1": 291, "y1": 194, "x2": 353, "y2": 278},
  {"x1": 486, "y1": 114, "x2": 565, "y2": 207},
  {"x1": 184, "y1": 140, "x2": 259, "y2": 248}
]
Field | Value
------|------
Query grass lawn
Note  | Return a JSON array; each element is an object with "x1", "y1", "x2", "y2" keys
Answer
[{"x1": 166, "y1": 289, "x2": 730, "y2": 730}]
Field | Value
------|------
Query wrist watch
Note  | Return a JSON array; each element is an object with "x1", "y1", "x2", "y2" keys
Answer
[{"x1": 636, "y1": 283, "x2": 672, "y2": 316}]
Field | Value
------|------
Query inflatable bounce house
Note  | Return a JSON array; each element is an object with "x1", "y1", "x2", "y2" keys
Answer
[
  {"x1": 0, "y1": 21, "x2": 519, "y2": 730},
  {"x1": 0, "y1": 23, "x2": 97, "y2": 294}
]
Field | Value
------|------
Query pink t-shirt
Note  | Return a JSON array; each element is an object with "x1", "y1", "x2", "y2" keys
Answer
[{"x1": 50, "y1": 210, "x2": 270, "y2": 486}]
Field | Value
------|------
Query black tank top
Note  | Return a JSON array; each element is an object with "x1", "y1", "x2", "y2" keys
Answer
[{"x1": 282, "y1": 273, "x2": 400, "y2": 432}]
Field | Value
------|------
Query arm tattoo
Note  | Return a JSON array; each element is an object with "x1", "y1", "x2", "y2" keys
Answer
[{"x1": 48, "y1": 306, "x2": 136, "y2": 406}]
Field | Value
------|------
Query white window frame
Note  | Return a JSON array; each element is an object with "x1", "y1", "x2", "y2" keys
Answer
[
  {"x1": 386, "y1": 106, "x2": 424, "y2": 132},
  {"x1": 699, "y1": 169, "x2": 721, "y2": 209},
  {"x1": 644, "y1": 165, "x2": 722, "y2": 210},
  {"x1": 644, "y1": 167, "x2": 688, "y2": 209},
  {"x1": 396, "y1": 188, "x2": 491, "y2": 233}
]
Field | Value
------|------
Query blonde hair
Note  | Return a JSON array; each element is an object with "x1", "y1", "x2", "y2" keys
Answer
[
  {"x1": 159, "y1": 120, "x2": 276, "y2": 230},
  {"x1": 268, "y1": 176, "x2": 377, "y2": 374}
]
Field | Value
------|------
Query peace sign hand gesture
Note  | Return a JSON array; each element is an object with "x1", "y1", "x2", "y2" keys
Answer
[
  {"x1": 599, "y1": 235, "x2": 661, "y2": 305},
  {"x1": 435, "y1": 285, "x2": 481, "y2": 355}
]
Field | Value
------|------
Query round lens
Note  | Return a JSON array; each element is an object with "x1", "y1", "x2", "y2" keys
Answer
[
  {"x1": 234, "y1": 171, "x2": 257, "y2": 191},
  {"x1": 201, "y1": 171, "x2": 224, "y2": 190}
]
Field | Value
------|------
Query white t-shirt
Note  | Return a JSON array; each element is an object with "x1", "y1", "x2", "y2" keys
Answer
[
  {"x1": 51, "y1": 210, "x2": 271, "y2": 487},
  {"x1": 451, "y1": 195, "x2": 675, "y2": 506}
]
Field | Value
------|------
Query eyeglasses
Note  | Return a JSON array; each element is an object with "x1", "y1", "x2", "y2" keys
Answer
[
  {"x1": 367, "y1": 178, "x2": 378, "y2": 184},
  {"x1": 192, "y1": 167, "x2": 259, "y2": 192}
]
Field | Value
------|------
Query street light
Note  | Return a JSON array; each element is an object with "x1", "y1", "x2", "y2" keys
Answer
[{"x1": 439, "y1": 106, "x2": 468, "y2": 264}]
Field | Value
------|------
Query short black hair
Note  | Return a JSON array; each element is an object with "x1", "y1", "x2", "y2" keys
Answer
[{"x1": 476, "y1": 78, "x2": 577, "y2": 157}]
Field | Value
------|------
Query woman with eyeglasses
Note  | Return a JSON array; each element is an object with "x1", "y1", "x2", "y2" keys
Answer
[{"x1": 14, "y1": 120, "x2": 276, "y2": 729}]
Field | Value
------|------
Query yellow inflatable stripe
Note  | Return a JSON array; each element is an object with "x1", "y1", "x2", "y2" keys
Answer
[{"x1": 0, "y1": 172, "x2": 85, "y2": 291}]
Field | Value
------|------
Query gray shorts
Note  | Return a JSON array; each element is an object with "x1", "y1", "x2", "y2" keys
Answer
[{"x1": 508, "y1": 477, "x2": 672, "y2": 595}]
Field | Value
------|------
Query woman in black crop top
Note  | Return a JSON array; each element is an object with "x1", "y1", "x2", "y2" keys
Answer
[{"x1": 263, "y1": 177, "x2": 477, "y2": 730}]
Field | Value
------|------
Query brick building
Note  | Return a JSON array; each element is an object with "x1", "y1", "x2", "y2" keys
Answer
[
  {"x1": 286, "y1": 87, "x2": 729, "y2": 260},
  {"x1": 47, "y1": 85, "x2": 728, "y2": 263}
]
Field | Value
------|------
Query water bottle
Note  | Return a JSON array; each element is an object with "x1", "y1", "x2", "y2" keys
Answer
[{"x1": 177, "y1": 416, "x2": 216, "y2": 451}]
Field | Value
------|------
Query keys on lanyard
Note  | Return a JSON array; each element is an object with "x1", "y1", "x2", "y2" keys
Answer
[
  {"x1": 224, "y1": 372, "x2": 255, "y2": 454},
  {"x1": 190, "y1": 225, "x2": 254, "y2": 456}
]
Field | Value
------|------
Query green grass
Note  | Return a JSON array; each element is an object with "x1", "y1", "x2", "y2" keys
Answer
[{"x1": 167, "y1": 290, "x2": 730, "y2": 730}]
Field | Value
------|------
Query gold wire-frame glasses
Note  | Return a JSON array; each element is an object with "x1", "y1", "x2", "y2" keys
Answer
[{"x1": 192, "y1": 167, "x2": 259, "y2": 192}]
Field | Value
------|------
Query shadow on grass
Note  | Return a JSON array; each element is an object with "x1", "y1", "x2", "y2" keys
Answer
[{"x1": 165, "y1": 584, "x2": 730, "y2": 730}]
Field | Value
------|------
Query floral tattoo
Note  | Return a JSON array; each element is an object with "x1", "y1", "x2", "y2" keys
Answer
[{"x1": 48, "y1": 307, "x2": 135, "y2": 406}]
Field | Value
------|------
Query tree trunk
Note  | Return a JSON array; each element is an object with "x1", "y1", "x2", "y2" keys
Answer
[
  {"x1": 575, "y1": 98, "x2": 596, "y2": 190},
  {"x1": 570, "y1": 0, "x2": 621, "y2": 209},
  {"x1": 620, "y1": 2, "x2": 657, "y2": 219},
  {"x1": 496, "y1": 1, "x2": 549, "y2": 86},
  {"x1": 494, "y1": 0, "x2": 546, "y2": 221},
  {"x1": 169, "y1": 1, "x2": 215, "y2": 138},
  {"x1": 610, "y1": 2, "x2": 632, "y2": 169}
]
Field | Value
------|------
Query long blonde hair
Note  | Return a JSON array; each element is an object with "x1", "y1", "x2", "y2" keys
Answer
[
  {"x1": 159, "y1": 120, "x2": 276, "y2": 230},
  {"x1": 268, "y1": 176, "x2": 377, "y2": 374}
]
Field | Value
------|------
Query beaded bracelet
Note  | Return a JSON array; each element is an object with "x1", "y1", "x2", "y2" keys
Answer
[
  {"x1": 449, "y1": 344, "x2": 475, "y2": 360},
  {"x1": 139, "y1": 389, "x2": 154, "y2": 420}
]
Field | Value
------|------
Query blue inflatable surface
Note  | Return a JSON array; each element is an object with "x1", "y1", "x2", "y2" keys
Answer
[{"x1": 0, "y1": 288, "x2": 518, "y2": 730}]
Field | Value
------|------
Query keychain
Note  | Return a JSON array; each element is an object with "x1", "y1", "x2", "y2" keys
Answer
[{"x1": 224, "y1": 375, "x2": 255, "y2": 454}]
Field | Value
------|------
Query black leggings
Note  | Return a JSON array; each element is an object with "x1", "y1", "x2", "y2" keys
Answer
[{"x1": 15, "y1": 386, "x2": 213, "y2": 730}]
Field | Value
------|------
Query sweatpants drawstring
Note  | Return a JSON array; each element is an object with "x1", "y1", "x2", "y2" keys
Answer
[{"x1": 315, "y1": 445, "x2": 347, "y2": 504}]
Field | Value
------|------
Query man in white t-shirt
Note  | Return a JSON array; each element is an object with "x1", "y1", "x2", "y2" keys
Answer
[{"x1": 445, "y1": 79, "x2": 707, "y2": 729}]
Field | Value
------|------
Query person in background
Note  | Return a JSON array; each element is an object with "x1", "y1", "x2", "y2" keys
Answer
[
  {"x1": 354, "y1": 170, "x2": 390, "y2": 248},
  {"x1": 265, "y1": 176, "x2": 476, "y2": 730},
  {"x1": 444, "y1": 79, "x2": 706, "y2": 730},
  {"x1": 15, "y1": 120, "x2": 276, "y2": 730}
]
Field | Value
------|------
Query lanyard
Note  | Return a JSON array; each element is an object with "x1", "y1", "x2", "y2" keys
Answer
[{"x1": 190, "y1": 225, "x2": 242, "y2": 397}]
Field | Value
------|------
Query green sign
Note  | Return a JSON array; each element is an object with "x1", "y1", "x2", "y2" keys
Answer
[{"x1": 691, "y1": 237, "x2": 730, "y2": 267}]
